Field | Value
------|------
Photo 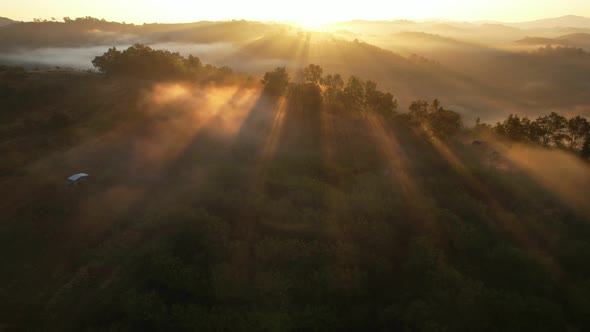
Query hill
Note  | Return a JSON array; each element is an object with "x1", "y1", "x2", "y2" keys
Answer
[
  {"x1": 0, "y1": 17, "x2": 15, "y2": 27},
  {"x1": 512, "y1": 15, "x2": 590, "y2": 29},
  {"x1": 515, "y1": 36, "x2": 561, "y2": 45},
  {"x1": 1, "y1": 57, "x2": 590, "y2": 330},
  {"x1": 556, "y1": 32, "x2": 590, "y2": 49},
  {"x1": 556, "y1": 32, "x2": 590, "y2": 42},
  {"x1": 514, "y1": 33, "x2": 590, "y2": 50},
  {"x1": 225, "y1": 33, "x2": 517, "y2": 122},
  {"x1": 0, "y1": 18, "x2": 283, "y2": 50}
]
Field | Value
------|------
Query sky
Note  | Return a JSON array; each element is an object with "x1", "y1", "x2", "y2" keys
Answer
[{"x1": 2, "y1": 0, "x2": 590, "y2": 25}]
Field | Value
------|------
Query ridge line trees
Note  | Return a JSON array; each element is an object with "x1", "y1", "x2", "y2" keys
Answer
[
  {"x1": 92, "y1": 44, "x2": 208, "y2": 79},
  {"x1": 261, "y1": 64, "x2": 398, "y2": 117},
  {"x1": 408, "y1": 99, "x2": 463, "y2": 139},
  {"x1": 491, "y1": 112, "x2": 590, "y2": 158}
]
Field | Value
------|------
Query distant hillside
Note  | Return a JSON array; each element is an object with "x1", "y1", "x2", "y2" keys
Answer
[
  {"x1": 515, "y1": 36, "x2": 565, "y2": 45},
  {"x1": 0, "y1": 17, "x2": 15, "y2": 27},
  {"x1": 0, "y1": 18, "x2": 283, "y2": 50},
  {"x1": 392, "y1": 31, "x2": 462, "y2": 44},
  {"x1": 513, "y1": 15, "x2": 590, "y2": 29},
  {"x1": 556, "y1": 32, "x2": 590, "y2": 49},
  {"x1": 515, "y1": 33, "x2": 590, "y2": 50},
  {"x1": 556, "y1": 32, "x2": 590, "y2": 42},
  {"x1": 230, "y1": 34, "x2": 521, "y2": 120}
]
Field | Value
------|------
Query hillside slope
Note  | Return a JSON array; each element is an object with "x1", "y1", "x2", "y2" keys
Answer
[{"x1": 1, "y1": 68, "x2": 590, "y2": 331}]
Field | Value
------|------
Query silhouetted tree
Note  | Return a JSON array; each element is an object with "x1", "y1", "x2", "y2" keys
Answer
[
  {"x1": 581, "y1": 135, "x2": 590, "y2": 159},
  {"x1": 261, "y1": 67, "x2": 290, "y2": 96},
  {"x1": 365, "y1": 80, "x2": 397, "y2": 117},
  {"x1": 321, "y1": 73, "x2": 344, "y2": 108},
  {"x1": 427, "y1": 101, "x2": 462, "y2": 138},
  {"x1": 474, "y1": 117, "x2": 492, "y2": 134},
  {"x1": 187, "y1": 54, "x2": 202, "y2": 69},
  {"x1": 343, "y1": 76, "x2": 364, "y2": 112},
  {"x1": 409, "y1": 100, "x2": 429, "y2": 123},
  {"x1": 567, "y1": 116, "x2": 590, "y2": 150},
  {"x1": 495, "y1": 114, "x2": 528, "y2": 142},
  {"x1": 534, "y1": 112, "x2": 568, "y2": 147},
  {"x1": 303, "y1": 64, "x2": 322, "y2": 85},
  {"x1": 409, "y1": 99, "x2": 461, "y2": 138},
  {"x1": 91, "y1": 47, "x2": 122, "y2": 74}
]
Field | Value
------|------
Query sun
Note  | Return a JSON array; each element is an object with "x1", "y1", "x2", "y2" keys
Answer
[{"x1": 294, "y1": 19, "x2": 332, "y2": 31}]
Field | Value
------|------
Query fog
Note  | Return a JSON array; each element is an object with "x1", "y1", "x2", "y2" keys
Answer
[
  {"x1": 0, "y1": 43, "x2": 239, "y2": 70},
  {"x1": 1, "y1": 18, "x2": 590, "y2": 122}
]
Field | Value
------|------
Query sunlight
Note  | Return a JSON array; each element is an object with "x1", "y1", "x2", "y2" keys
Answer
[
  {"x1": 150, "y1": 83, "x2": 189, "y2": 104},
  {"x1": 135, "y1": 83, "x2": 262, "y2": 174},
  {"x1": 365, "y1": 114, "x2": 425, "y2": 207},
  {"x1": 252, "y1": 97, "x2": 288, "y2": 191},
  {"x1": 293, "y1": 20, "x2": 332, "y2": 31},
  {"x1": 498, "y1": 142, "x2": 590, "y2": 215},
  {"x1": 423, "y1": 128, "x2": 561, "y2": 258}
]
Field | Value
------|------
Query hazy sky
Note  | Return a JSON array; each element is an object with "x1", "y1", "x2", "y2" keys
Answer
[{"x1": 3, "y1": 0, "x2": 590, "y2": 24}]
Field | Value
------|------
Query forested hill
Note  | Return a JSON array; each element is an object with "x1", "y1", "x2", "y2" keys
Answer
[
  {"x1": 1, "y1": 46, "x2": 590, "y2": 331},
  {"x1": 0, "y1": 17, "x2": 15, "y2": 27},
  {"x1": 0, "y1": 17, "x2": 282, "y2": 50}
]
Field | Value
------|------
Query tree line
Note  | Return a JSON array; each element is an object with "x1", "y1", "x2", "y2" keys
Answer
[
  {"x1": 260, "y1": 65, "x2": 589, "y2": 159},
  {"x1": 261, "y1": 65, "x2": 463, "y2": 139},
  {"x1": 91, "y1": 45, "x2": 589, "y2": 159},
  {"x1": 92, "y1": 44, "x2": 232, "y2": 80},
  {"x1": 473, "y1": 112, "x2": 590, "y2": 158}
]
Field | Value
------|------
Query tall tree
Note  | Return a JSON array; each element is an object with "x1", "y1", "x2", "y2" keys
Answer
[
  {"x1": 261, "y1": 67, "x2": 290, "y2": 96},
  {"x1": 343, "y1": 76, "x2": 364, "y2": 112},
  {"x1": 409, "y1": 100, "x2": 429, "y2": 123},
  {"x1": 533, "y1": 112, "x2": 568, "y2": 147},
  {"x1": 567, "y1": 116, "x2": 590, "y2": 150},
  {"x1": 303, "y1": 64, "x2": 323, "y2": 86}
]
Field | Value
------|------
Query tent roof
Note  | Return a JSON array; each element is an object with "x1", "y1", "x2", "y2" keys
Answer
[{"x1": 68, "y1": 173, "x2": 89, "y2": 181}]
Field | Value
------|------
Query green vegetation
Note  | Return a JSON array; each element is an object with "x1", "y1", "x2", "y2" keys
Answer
[
  {"x1": 92, "y1": 44, "x2": 230, "y2": 81},
  {"x1": 1, "y1": 46, "x2": 590, "y2": 331},
  {"x1": 493, "y1": 112, "x2": 590, "y2": 156}
]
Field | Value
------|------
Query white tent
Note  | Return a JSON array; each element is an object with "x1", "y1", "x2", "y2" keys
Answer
[{"x1": 68, "y1": 173, "x2": 89, "y2": 182}]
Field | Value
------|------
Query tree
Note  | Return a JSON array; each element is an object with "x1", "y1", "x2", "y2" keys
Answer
[
  {"x1": 567, "y1": 116, "x2": 590, "y2": 150},
  {"x1": 408, "y1": 99, "x2": 461, "y2": 138},
  {"x1": 321, "y1": 74, "x2": 344, "y2": 105},
  {"x1": 581, "y1": 135, "x2": 590, "y2": 159},
  {"x1": 427, "y1": 102, "x2": 462, "y2": 138},
  {"x1": 474, "y1": 117, "x2": 492, "y2": 134},
  {"x1": 261, "y1": 67, "x2": 290, "y2": 96},
  {"x1": 495, "y1": 114, "x2": 527, "y2": 142},
  {"x1": 409, "y1": 100, "x2": 429, "y2": 123},
  {"x1": 533, "y1": 112, "x2": 568, "y2": 147},
  {"x1": 321, "y1": 74, "x2": 344, "y2": 91},
  {"x1": 91, "y1": 47, "x2": 121, "y2": 74},
  {"x1": 187, "y1": 54, "x2": 202, "y2": 70},
  {"x1": 303, "y1": 64, "x2": 322, "y2": 85},
  {"x1": 91, "y1": 44, "x2": 225, "y2": 79},
  {"x1": 365, "y1": 80, "x2": 397, "y2": 117},
  {"x1": 343, "y1": 76, "x2": 364, "y2": 112}
]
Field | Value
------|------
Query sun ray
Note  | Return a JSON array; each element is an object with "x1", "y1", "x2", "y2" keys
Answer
[
  {"x1": 490, "y1": 140, "x2": 590, "y2": 216},
  {"x1": 251, "y1": 96, "x2": 288, "y2": 191},
  {"x1": 421, "y1": 126, "x2": 563, "y2": 277}
]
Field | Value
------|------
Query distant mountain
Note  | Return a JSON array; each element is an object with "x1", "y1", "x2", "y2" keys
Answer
[
  {"x1": 512, "y1": 15, "x2": 590, "y2": 29},
  {"x1": 0, "y1": 17, "x2": 15, "y2": 27}
]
